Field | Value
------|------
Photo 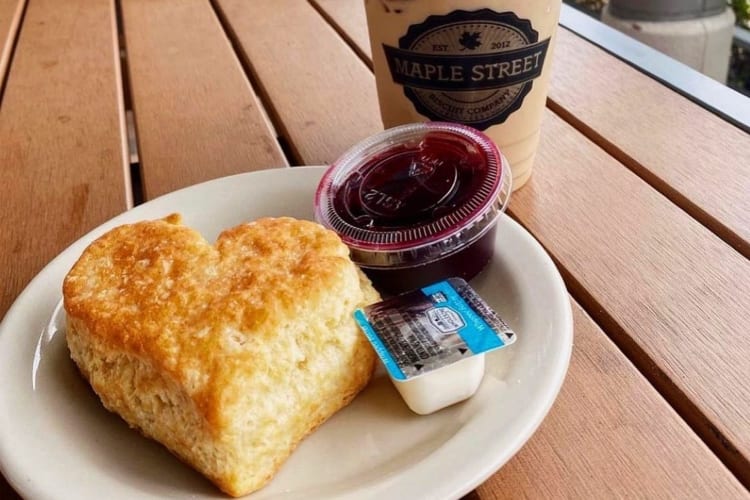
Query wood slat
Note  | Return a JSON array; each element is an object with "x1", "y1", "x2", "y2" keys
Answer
[
  {"x1": 0, "y1": 0, "x2": 25, "y2": 86},
  {"x1": 310, "y1": 0, "x2": 372, "y2": 63},
  {"x1": 0, "y1": 0, "x2": 128, "y2": 495},
  {"x1": 549, "y1": 28, "x2": 750, "y2": 257},
  {"x1": 478, "y1": 301, "x2": 747, "y2": 499},
  {"x1": 214, "y1": 0, "x2": 382, "y2": 165},
  {"x1": 0, "y1": 0, "x2": 129, "y2": 315},
  {"x1": 222, "y1": 0, "x2": 750, "y2": 491},
  {"x1": 306, "y1": 0, "x2": 750, "y2": 484},
  {"x1": 4, "y1": 1, "x2": 746, "y2": 496},
  {"x1": 512, "y1": 109, "x2": 750, "y2": 483},
  {"x1": 120, "y1": 0, "x2": 286, "y2": 200},
  {"x1": 310, "y1": 1, "x2": 750, "y2": 258}
]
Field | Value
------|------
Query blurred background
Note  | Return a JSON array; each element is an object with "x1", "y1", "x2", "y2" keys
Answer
[{"x1": 565, "y1": 0, "x2": 750, "y2": 96}]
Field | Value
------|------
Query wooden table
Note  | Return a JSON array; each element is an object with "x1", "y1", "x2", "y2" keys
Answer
[{"x1": 1, "y1": 1, "x2": 749, "y2": 498}]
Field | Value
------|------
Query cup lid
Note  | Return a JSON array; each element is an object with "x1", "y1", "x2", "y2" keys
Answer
[{"x1": 314, "y1": 122, "x2": 511, "y2": 268}]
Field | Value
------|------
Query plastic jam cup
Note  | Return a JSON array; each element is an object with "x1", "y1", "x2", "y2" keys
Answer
[{"x1": 314, "y1": 122, "x2": 512, "y2": 294}]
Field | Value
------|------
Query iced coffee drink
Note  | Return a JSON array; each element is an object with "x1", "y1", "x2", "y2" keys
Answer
[{"x1": 365, "y1": 0, "x2": 562, "y2": 190}]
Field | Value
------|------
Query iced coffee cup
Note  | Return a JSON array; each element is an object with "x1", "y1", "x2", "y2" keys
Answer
[{"x1": 364, "y1": 0, "x2": 562, "y2": 190}]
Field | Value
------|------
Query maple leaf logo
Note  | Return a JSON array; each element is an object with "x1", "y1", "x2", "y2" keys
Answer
[{"x1": 458, "y1": 31, "x2": 482, "y2": 50}]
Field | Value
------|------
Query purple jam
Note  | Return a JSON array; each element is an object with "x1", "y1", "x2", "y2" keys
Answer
[
  {"x1": 332, "y1": 132, "x2": 489, "y2": 230},
  {"x1": 315, "y1": 123, "x2": 511, "y2": 294},
  {"x1": 364, "y1": 224, "x2": 498, "y2": 294}
]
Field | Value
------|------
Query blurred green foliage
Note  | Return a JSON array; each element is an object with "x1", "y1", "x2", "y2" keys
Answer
[{"x1": 730, "y1": 0, "x2": 750, "y2": 27}]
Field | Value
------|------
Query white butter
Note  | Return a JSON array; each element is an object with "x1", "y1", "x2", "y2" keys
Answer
[
  {"x1": 391, "y1": 354, "x2": 485, "y2": 415},
  {"x1": 354, "y1": 278, "x2": 515, "y2": 415}
]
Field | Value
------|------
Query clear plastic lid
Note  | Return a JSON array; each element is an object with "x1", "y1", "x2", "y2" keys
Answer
[{"x1": 314, "y1": 122, "x2": 512, "y2": 269}]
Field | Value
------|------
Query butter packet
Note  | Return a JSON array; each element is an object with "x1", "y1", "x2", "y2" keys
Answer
[{"x1": 354, "y1": 278, "x2": 516, "y2": 381}]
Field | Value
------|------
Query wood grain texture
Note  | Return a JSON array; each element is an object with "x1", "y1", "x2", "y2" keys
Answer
[
  {"x1": 306, "y1": 2, "x2": 750, "y2": 482},
  {"x1": 549, "y1": 28, "x2": 750, "y2": 257},
  {"x1": 478, "y1": 302, "x2": 748, "y2": 499},
  {"x1": 2, "y1": 2, "x2": 748, "y2": 497},
  {"x1": 0, "y1": 0, "x2": 128, "y2": 317},
  {"x1": 214, "y1": 0, "x2": 382, "y2": 165},
  {"x1": 247, "y1": 0, "x2": 750, "y2": 483},
  {"x1": 120, "y1": 0, "x2": 286, "y2": 200},
  {"x1": 0, "y1": 0, "x2": 25, "y2": 86},
  {"x1": 313, "y1": 4, "x2": 750, "y2": 258},
  {"x1": 0, "y1": 1, "x2": 127, "y2": 493},
  {"x1": 511, "y1": 109, "x2": 750, "y2": 482},
  {"x1": 310, "y1": 0, "x2": 372, "y2": 62}
]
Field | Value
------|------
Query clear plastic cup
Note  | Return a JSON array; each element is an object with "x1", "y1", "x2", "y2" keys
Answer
[
  {"x1": 314, "y1": 122, "x2": 511, "y2": 294},
  {"x1": 364, "y1": 0, "x2": 562, "y2": 190}
]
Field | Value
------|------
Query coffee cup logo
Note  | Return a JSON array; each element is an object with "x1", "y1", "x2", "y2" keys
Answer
[{"x1": 382, "y1": 9, "x2": 550, "y2": 130}]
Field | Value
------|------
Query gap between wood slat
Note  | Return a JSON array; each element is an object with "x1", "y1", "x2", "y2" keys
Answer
[
  {"x1": 303, "y1": 5, "x2": 749, "y2": 263},
  {"x1": 0, "y1": 0, "x2": 28, "y2": 105},
  {"x1": 208, "y1": 0, "x2": 302, "y2": 166},
  {"x1": 146, "y1": 2, "x2": 750, "y2": 491},
  {"x1": 307, "y1": 0, "x2": 372, "y2": 71},
  {"x1": 461, "y1": 490, "x2": 482, "y2": 500},
  {"x1": 504, "y1": 206, "x2": 749, "y2": 488},
  {"x1": 306, "y1": 5, "x2": 750, "y2": 487},
  {"x1": 546, "y1": 97, "x2": 750, "y2": 261},
  {"x1": 113, "y1": 0, "x2": 142, "y2": 206},
  {"x1": 116, "y1": 25, "x2": 139, "y2": 166}
]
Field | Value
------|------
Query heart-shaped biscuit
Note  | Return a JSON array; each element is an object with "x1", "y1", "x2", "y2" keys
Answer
[{"x1": 63, "y1": 215, "x2": 379, "y2": 497}]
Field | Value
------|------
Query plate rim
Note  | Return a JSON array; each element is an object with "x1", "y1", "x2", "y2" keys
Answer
[{"x1": 0, "y1": 166, "x2": 573, "y2": 499}]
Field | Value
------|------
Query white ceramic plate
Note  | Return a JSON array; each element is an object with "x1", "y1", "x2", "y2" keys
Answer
[{"x1": 0, "y1": 167, "x2": 573, "y2": 500}]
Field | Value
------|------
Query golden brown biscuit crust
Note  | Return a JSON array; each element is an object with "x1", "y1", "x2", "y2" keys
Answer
[{"x1": 63, "y1": 216, "x2": 379, "y2": 496}]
